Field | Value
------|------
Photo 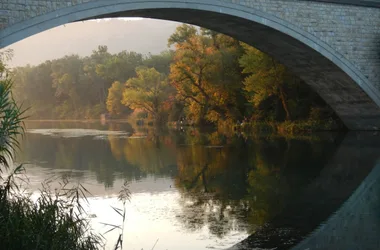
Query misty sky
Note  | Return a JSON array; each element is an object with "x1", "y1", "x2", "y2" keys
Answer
[{"x1": 3, "y1": 18, "x2": 180, "y2": 68}]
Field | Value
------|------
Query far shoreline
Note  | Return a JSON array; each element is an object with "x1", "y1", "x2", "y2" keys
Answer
[{"x1": 25, "y1": 119, "x2": 130, "y2": 123}]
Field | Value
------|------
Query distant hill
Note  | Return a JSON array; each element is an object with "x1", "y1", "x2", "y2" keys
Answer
[{"x1": 5, "y1": 18, "x2": 180, "y2": 68}]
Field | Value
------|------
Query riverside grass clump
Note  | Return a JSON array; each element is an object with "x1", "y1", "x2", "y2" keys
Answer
[{"x1": 0, "y1": 66, "x2": 103, "y2": 250}]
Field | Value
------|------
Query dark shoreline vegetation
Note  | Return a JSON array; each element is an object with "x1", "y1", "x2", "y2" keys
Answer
[{"x1": 10, "y1": 24, "x2": 345, "y2": 133}]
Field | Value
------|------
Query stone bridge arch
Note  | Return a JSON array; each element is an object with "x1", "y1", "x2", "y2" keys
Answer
[{"x1": 1, "y1": 0, "x2": 380, "y2": 130}]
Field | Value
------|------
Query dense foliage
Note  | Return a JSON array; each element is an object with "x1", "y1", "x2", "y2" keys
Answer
[
  {"x1": 122, "y1": 67, "x2": 173, "y2": 123},
  {"x1": 11, "y1": 24, "x2": 342, "y2": 130}
]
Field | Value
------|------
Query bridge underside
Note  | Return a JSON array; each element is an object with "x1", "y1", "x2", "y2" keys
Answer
[{"x1": 2, "y1": 4, "x2": 380, "y2": 129}]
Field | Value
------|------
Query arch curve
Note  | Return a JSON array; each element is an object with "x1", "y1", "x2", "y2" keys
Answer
[{"x1": 1, "y1": 0, "x2": 380, "y2": 129}]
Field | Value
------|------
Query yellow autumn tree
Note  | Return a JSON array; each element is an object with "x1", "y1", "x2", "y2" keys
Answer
[
  {"x1": 169, "y1": 24, "x2": 244, "y2": 125},
  {"x1": 106, "y1": 81, "x2": 124, "y2": 115}
]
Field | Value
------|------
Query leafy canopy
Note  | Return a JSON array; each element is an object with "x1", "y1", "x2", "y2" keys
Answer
[{"x1": 122, "y1": 67, "x2": 173, "y2": 121}]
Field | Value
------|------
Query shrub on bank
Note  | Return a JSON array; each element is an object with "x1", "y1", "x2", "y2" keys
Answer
[{"x1": 276, "y1": 119, "x2": 342, "y2": 134}]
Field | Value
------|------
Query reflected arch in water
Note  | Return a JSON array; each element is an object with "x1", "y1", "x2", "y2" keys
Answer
[
  {"x1": 293, "y1": 163, "x2": 380, "y2": 250},
  {"x1": 229, "y1": 132, "x2": 380, "y2": 250},
  {"x1": 2, "y1": 0, "x2": 380, "y2": 129}
]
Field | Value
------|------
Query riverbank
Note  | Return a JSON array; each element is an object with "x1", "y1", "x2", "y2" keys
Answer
[
  {"x1": 237, "y1": 119, "x2": 346, "y2": 134},
  {"x1": 25, "y1": 118, "x2": 347, "y2": 135},
  {"x1": 168, "y1": 118, "x2": 346, "y2": 135},
  {"x1": 25, "y1": 119, "x2": 130, "y2": 123}
]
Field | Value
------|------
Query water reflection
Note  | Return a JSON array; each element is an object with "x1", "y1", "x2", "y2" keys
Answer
[{"x1": 16, "y1": 121, "x2": 377, "y2": 249}]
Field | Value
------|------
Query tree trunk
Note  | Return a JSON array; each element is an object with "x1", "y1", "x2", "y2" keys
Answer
[
  {"x1": 278, "y1": 85, "x2": 292, "y2": 121},
  {"x1": 152, "y1": 98, "x2": 161, "y2": 125},
  {"x1": 198, "y1": 98, "x2": 210, "y2": 126},
  {"x1": 271, "y1": 58, "x2": 291, "y2": 121}
]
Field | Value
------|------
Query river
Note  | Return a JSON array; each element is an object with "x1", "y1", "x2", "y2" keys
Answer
[{"x1": 14, "y1": 121, "x2": 380, "y2": 250}]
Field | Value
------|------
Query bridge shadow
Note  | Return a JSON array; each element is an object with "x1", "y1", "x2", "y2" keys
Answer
[{"x1": 229, "y1": 132, "x2": 380, "y2": 250}]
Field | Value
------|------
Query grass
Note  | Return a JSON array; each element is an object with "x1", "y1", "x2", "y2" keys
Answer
[
  {"x1": 101, "y1": 181, "x2": 131, "y2": 250},
  {"x1": 0, "y1": 71, "x2": 104, "y2": 250}
]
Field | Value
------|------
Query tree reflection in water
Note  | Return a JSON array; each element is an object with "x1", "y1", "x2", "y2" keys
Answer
[
  {"x1": 18, "y1": 122, "x2": 341, "y2": 239},
  {"x1": 173, "y1": 130, "x2": 339, "y2": 237}
]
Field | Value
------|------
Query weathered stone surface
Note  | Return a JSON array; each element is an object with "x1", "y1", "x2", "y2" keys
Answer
[{"x1": 0, "y1": 0, "x2": 380, "y2": 130}]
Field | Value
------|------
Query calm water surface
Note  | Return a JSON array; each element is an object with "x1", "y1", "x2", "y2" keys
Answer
[{"x1": 15, "y1": 121, "x2": 379, "y2": 250}]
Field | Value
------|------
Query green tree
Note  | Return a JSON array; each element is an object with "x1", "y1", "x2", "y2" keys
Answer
[
  {"x1": 12, "y1": 62, "x2": 56, "y2": 118},
  {"x1": 168, "y1": 24, "x2": 197, "y2": 46},
  {"x1": 239, "y1": 45, "x2": 293, "y2": 121},
  {"x1": 82, "y1": 45, "x2": 112, "y2": 104},
  {"x1": 106, "y1": 81, "x2": 127, "y2": 116},
  {"x1": 96, "y1": 50, "x2": 143, "y2": 83},
  {"x1": 122, "y1": 67, "x2": 173, "y2": 124},
  {"x1": 0, "y1": 49, "x2": 13, "y2": 77},
  {"x1": 10, "y1": 46, "x2": 176, "y2": 120},
  {"x1": 143, "y1": 50, "x2": 174, "y2": 75}
]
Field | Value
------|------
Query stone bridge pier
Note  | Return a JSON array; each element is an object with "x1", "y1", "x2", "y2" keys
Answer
[{"x1": 1, "y1": 0, "x2": 380, "y2": 129}]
